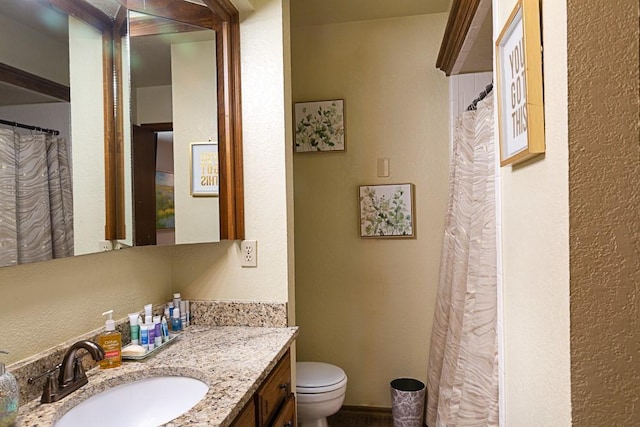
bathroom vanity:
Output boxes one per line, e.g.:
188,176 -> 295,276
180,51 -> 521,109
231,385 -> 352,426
15,325 -> 298,426
232,350 -> 295,427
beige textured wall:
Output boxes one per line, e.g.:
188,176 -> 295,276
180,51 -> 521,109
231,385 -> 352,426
174,0 -> 293,305
292,14 -> 449,407
172,39 -> 220,244
493,0 -> 572,424
0,246 -> 174,364
69,17 -> 107,256
567,0 -> 640,424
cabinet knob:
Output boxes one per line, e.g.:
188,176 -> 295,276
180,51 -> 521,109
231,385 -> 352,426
279,383 -> 290,393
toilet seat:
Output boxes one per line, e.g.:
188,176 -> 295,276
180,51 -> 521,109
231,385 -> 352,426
297,362 -> 347,394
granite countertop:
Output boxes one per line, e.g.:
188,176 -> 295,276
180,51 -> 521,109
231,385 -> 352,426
16,325 -> 298,426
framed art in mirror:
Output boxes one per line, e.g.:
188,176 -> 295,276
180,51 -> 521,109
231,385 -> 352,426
191,143 -> 219,197
495,0 -> 545,166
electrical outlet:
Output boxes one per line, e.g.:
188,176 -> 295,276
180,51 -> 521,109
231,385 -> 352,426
113,242 -> 130,250
241,240 -> 257,267
98,240 -> 113,252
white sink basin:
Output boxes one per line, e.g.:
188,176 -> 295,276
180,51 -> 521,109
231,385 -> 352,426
55,376 -> 209,427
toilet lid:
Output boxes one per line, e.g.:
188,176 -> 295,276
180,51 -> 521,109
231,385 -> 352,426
297,362 -> 347,393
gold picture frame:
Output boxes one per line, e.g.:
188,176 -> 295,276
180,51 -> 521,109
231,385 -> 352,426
294,99 -> 346,152
495,0 -> 545,166
190,142 -> 219,197
359,183 -> 415,239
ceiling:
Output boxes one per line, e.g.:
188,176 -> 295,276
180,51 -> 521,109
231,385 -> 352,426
289,0 -> 492,75
0,0 -> 68,42
0,0 -> 69,105
290,0 -> 452,27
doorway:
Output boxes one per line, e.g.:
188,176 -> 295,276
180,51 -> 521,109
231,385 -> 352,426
132,123 -> 174,246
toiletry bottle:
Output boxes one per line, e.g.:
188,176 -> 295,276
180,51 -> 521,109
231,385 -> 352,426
147,320 -> 156,351
128,313 -> 140,345
153,316 -> 162,347
173,293 -> 181,310
167,304 -> 174,330
144,303 -> 153,319
180,301 -> 187,329
164,307 -> 172,331
0,351 -> 18,427
171,307 -> 182,332
98,310 -> 122,369
161,316 -> 170,342
185,300 -> 191,327
140,322 -> 149,350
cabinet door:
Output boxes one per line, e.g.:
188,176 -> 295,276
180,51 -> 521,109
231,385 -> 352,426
257,350 -> 291,426
232,397 -> 257,427
270,394 -> 296,427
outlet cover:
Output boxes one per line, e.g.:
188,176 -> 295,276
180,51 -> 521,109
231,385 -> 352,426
98,240 -> 113,252
241,240 -> 257,267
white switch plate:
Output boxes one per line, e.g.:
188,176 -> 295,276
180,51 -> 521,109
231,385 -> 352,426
377,158 -> 390,177
241,240 -> 257,267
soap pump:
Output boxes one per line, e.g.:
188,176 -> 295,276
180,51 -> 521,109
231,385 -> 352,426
98,310 -> 122,369
0,350 -> 18,427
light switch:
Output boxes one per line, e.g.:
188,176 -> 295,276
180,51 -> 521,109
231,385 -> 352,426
377,158 -> 390,177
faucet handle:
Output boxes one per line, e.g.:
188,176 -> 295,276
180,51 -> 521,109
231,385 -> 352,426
73,356 -> 87,381
41,371 -> 58,403
28,364 -> 61,403
27,364 -> 61,384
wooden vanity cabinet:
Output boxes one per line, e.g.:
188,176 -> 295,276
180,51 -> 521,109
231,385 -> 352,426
269,394 -> 296,427
233,398 -> 257,427
231,349 -> 296,427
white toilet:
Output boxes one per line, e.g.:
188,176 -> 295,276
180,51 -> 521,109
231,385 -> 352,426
296,362 -> 347,427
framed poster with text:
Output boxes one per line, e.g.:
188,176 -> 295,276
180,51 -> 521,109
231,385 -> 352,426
190,143 -> 219,197
495,0 -> 545,166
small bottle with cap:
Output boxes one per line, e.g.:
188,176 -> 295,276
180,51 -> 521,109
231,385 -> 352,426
98,310 -> 122,369
0,351 -> 18,426
171,307 -> 182,332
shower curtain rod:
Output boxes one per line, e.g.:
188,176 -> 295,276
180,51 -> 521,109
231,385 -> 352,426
0,118 -> 60,135
466,83 -> 494,111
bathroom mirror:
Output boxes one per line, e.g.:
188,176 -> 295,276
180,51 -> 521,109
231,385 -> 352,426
115,0 -> 245,246
0,0 -> 244,269
121,9 -> 220,247
0,0 -> 117,267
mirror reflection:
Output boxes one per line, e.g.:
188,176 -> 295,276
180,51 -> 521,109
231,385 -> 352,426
0,0 -> 109,267
122,10 -> 220,247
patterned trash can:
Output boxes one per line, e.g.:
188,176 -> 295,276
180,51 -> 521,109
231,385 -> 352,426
390,378 -> 426,427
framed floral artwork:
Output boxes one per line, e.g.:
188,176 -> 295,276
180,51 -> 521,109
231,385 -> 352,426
359,183 -> 415,238
294,99 -> 345,152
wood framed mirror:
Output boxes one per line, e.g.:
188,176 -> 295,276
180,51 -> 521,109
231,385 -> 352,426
113,0 -> 244,244
0,0 -> 243,269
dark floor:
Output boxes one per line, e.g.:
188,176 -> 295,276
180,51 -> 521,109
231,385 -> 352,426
327,407 -> 394,427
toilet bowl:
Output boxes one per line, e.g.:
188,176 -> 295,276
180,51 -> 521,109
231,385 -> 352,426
296,362 -> 347,427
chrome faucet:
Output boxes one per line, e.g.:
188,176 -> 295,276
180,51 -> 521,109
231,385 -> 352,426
29,340 -> 105,403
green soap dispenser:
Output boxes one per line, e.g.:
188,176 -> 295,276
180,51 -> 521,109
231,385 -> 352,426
0,351 -> 18,427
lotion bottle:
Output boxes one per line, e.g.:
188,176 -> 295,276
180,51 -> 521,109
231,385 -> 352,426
0,351 -> 18,427
128,313 -> 140,345
98,310 -> 122,369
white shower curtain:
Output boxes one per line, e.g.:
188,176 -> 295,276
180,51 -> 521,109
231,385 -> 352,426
426,93 -> 499,426
0,129 -> 73,267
